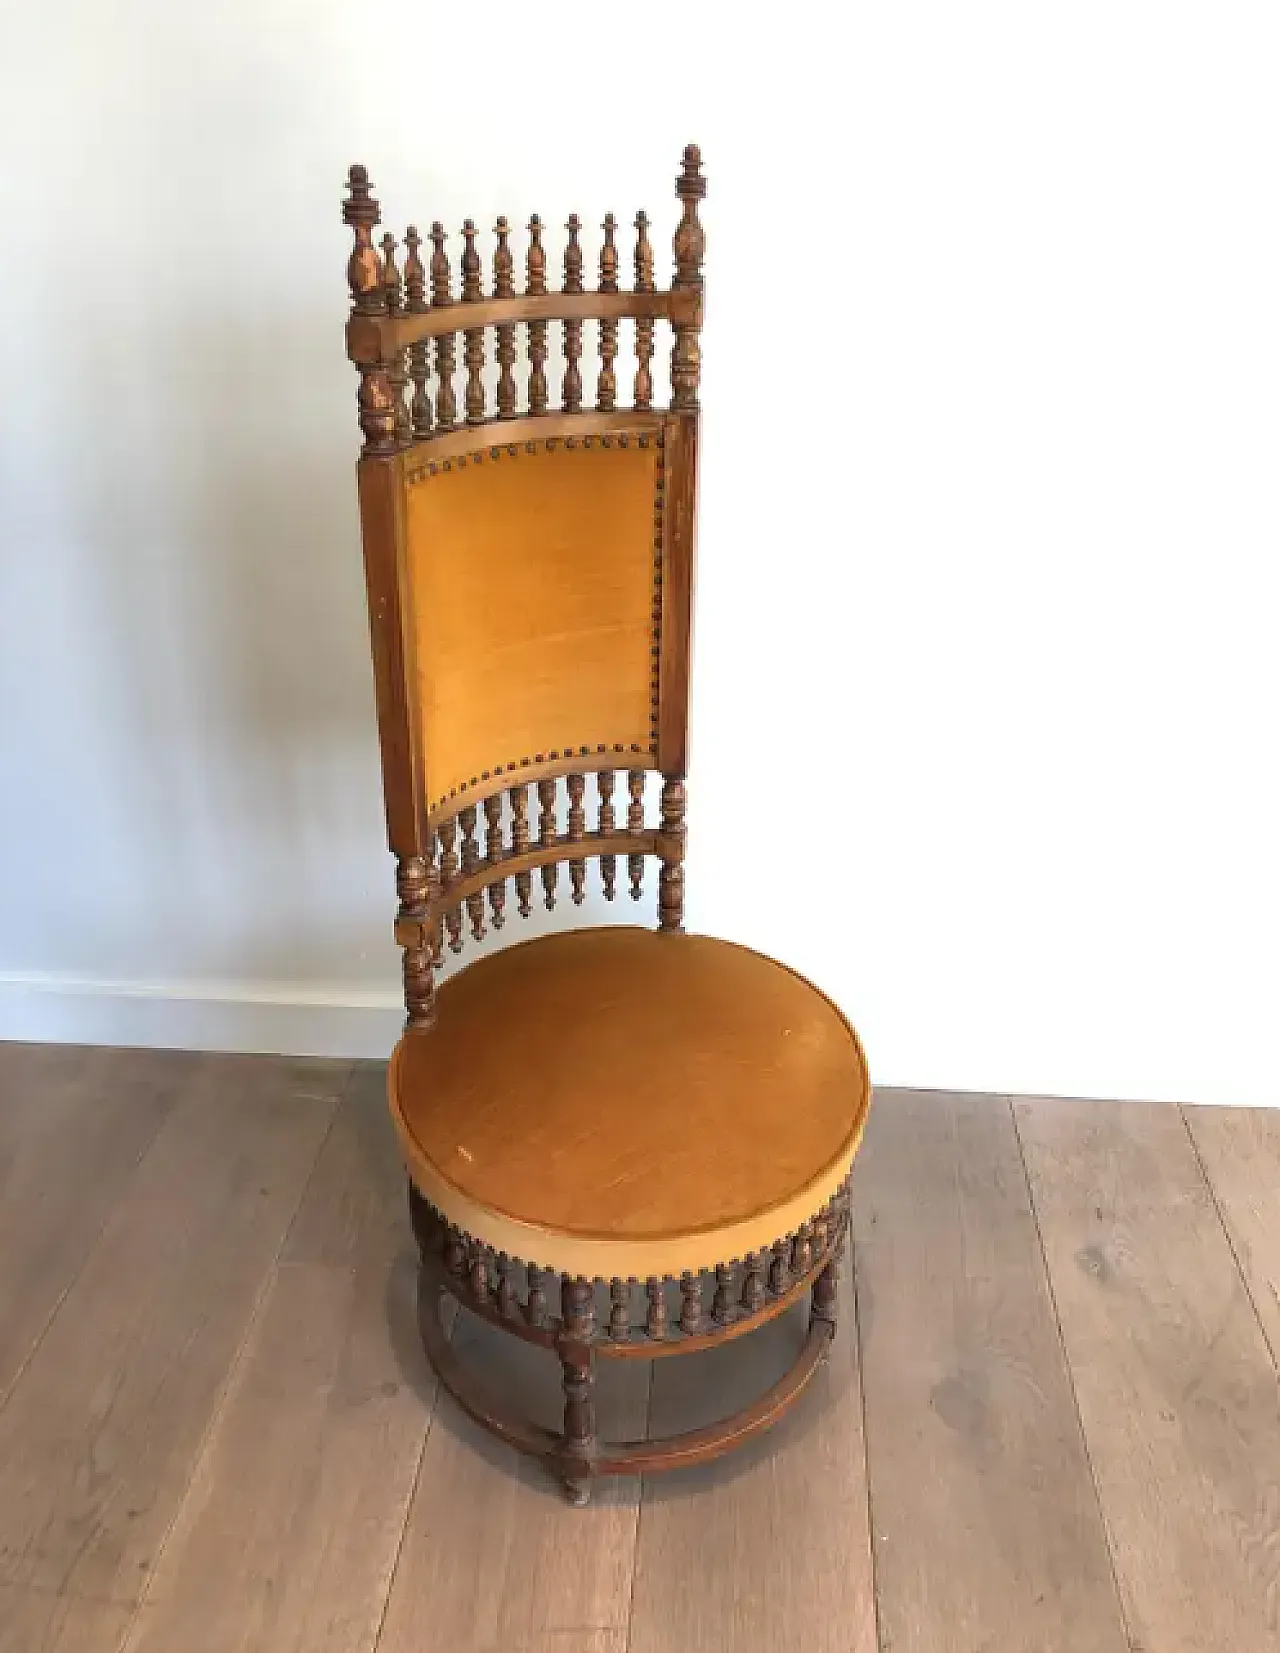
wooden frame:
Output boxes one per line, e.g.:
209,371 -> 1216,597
343,147 -> 860,1502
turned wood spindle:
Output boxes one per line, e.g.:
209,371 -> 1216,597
633,209 -> 655,410
645,1277 -> 669,1340
567,773 -> 587,905
526,215 -> 549,416
741,1253 -> 766,1314
493,217 -> 518,418
496,1253 -> 519,1320
396,853 -> 435,1029
791,1222 -> 813,1278
597,770 -> 617,899
461,219 -> 486,424
627,770 -> 646,899
525,1265 -> 549,1327
658,777 -> 686,933
562,214 -> 583,412
403,225 -> 433,440
468,1244 -> 493,1306
597,213 -> 619,411
509,783 -> 532,917
712,1263 -> 735,1325
769,1240 -> 791,1296
538,779 -> 558,909
811,1210 -> 829,1262
459,804 -> 484,941
812,1252 -> 839,1328
437,816 -> 463,953
562,1275 -> 595,1343
343,166 -> 395,454
609,1279 -> 631,1341
679,1272 -> 704,1335
429,223 -> 458,431
444,1229 -> 467,1280
380,233 -> 412,447
484,793 -> 506,928
671,144 -> 706,410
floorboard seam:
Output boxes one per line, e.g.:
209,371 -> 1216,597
1007,1096 -> 1136,1653
1177,1104 -> 1280,1378
621,1357 -> 655,1653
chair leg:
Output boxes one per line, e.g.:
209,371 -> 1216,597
559,1346 -> 596,1506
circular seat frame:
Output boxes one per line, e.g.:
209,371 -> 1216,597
408,1176 -> 850,1503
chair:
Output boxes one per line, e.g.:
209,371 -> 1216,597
341,146 -> 871,1503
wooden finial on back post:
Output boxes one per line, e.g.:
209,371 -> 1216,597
671,144 -> 706,410
343,165 -> 396,454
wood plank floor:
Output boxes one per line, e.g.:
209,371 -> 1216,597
2,1045 -> 1279,1652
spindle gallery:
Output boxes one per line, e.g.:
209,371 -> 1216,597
343,146 -> 871,1502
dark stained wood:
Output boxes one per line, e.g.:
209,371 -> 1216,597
458,803 -> 485,941
856,1091 -> 1131,1653
483,792 -> 506,928
627,769 -> 646,899
461,219 -> 486,424
562,214 -> 584,412
509,781 -> 532,916
567,771 -> 587,904
633,210 -> 655,410
429,223 -> 458,431
526,214 -> 549,416
1016,1095 -> 1280,1653
657,779 -> 686,933
492,217 -> 517,418
396,852 -> 435,1028
656,411 -> 698,777
597,213 -> 619,411
669,145 -> 705,411
538,777 -> 558,910
597,769 -> 617,898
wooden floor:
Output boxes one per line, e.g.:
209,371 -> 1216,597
3,1047 -> 1280,1652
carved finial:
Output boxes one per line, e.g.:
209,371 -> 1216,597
461,219 -> 485,424
596,213 -> 619,412
405,226 -> 432,440
430,222 -> 458,432
494,217 -> 517,418
403,225 -> 427,312
461,218 -> 482,302
493,217 -> 515,297
634,211 -> 655,410
429,221 -> 452,305
526,214 -> 547,295
343,164 -> 384,315
563,213 -> 584,294
599,213 -> 619,292
380,232 -> 404,316
671,144 -> 706,410
526,215 -> 549,416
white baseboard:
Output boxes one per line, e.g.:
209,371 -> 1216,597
0,973 -> 403,1061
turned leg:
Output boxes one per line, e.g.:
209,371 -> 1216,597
559,1277 -> 597,1506
810,1198 -> 847,1334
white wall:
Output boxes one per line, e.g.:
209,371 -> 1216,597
2,1 -> 1277,1103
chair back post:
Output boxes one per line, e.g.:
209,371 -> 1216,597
343,148 -> 706,1024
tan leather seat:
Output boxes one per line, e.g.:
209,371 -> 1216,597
390,927 -> 870,1279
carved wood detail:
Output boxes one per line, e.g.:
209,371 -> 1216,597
538,779 -> 558,909
526,214 -> 549,416
459,804 -> 485,941
597,771 -> 617,899
671,144 -> 705,410
627,770 -> 645,900
658,777 -> 686,932
509,783 -> 532,916
633,209 -> 655,411
429,223 -> 458,431
646,1276 -> 669,1340
562,215 -> 584,412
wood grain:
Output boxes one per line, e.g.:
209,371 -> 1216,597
121,1065 -> 430,1653
376,1309 -> 649,1653
628,1272 -> 875,1653
0,1044 -> 182,1404
0,1582 -> 134,1653
1182,1104 -> 1280,1366
854,1090 -> 1129,1653
0,1054 -> 342,1604
1015,1095 -> 1280,1653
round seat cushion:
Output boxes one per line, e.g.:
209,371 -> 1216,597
389,927 -> 870,1279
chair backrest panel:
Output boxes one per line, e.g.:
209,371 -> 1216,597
344,147 -> 704,1031
406,431 -> 664,818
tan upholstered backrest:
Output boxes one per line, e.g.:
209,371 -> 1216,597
404,434 -> 663,817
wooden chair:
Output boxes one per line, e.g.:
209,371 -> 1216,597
341,147 -> 871,1503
